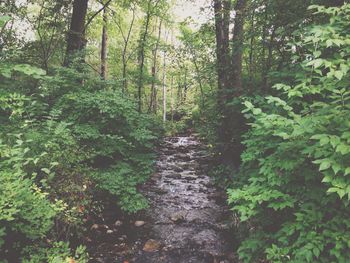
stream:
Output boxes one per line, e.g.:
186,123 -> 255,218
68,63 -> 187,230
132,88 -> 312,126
88,135 -> 236,263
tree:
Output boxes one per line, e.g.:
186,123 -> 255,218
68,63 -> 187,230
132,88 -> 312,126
149,18 -> 162,113
213,0 -> 231,104
64,0 -> 89,66
213,0 -> 248,166
100,7 -> 108,79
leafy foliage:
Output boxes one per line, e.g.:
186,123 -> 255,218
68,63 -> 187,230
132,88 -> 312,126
0,57 -> 161,261
228,4 -> 350,262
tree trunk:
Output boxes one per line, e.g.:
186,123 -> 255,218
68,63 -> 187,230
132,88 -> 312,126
120,5 -> 136,93
137,0 -> 152,113
162,50 -> 167,123
183,69 -> 188,102
100,7 -> 108,79
215,0 -> 248,166
327,0 -> 344,7
248,7 -> 255,90
170,75 -> 174,122
231,0 -> 247,97
261,0 -> 268,92
192,54 -> 205,107
64,0 -> 89,66
149,19 -> 162,113
262,27 -> 275,91
213,0 -> 231,104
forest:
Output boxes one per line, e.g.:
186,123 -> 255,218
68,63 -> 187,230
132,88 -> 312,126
1,0 -> 350,262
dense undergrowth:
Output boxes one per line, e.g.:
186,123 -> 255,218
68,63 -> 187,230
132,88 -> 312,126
0,62 -> 162,262
196,4 -> 350,263
232,6 -> 350,262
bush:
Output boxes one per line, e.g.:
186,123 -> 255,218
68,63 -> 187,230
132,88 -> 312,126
0,60 -> 162,261
228,4 -> 350,263
54,88 -> 161,212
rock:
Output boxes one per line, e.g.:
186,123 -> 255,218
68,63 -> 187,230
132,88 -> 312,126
170,212 -> 186,223
114,220 -> 123,227
143,239 -> 161,252
118,236 -> 126,241
106,229 -> 114,234
171,174 -> 182,179
174,167 -> 183,172
181,174 -> 197,180
154,188 -> 167,195
134,220 -> 146,227
90,224 -> 99,230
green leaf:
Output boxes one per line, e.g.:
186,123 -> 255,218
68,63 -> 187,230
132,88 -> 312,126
41,168 -> 50,174
0,15 -> 11,27
334,71 -> 343,80
319,160 -> 331,171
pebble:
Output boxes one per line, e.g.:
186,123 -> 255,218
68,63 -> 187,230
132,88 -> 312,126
143,239 -> 161,252
134,220 -> 146,227
114,220 -> 123,227
90,224 -> 99,230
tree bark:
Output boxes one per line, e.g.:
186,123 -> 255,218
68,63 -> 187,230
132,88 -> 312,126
64,0 -> 89,66
327,0 -> 345,7
230,0 -> 247,97
137,0 -> 153,113
100,7 -> 108,79
213,0 -> 231,104
162,50 -> 167,123
115,4 -> 136,93
149,18 -> 162,113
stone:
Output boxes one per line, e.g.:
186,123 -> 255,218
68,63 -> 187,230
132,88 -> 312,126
170,212 -> 186,223
106,229 -> 114,234
114,220 -> 123,227
90,224 -> 99,230
143,239 -> 161,252
134,220 -> 146,227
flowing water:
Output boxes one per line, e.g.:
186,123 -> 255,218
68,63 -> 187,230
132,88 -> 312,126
89,136 -> 236,263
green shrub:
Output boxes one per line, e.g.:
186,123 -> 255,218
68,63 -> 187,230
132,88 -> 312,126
228,4 -> 350,263
0,59 -> 161,260
22,242 -> 88,263
53,88 -> 161,212
0,136 -> 58,257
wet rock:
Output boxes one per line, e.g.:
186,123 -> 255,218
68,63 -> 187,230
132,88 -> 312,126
114,220 -> 123,227
174,166 -> 184,172
153,188 -> 168,195
118,235 -> 127,242
143,239 -> 161,252
170,212 -> 186,223
90,224 -> 99,230
170,173 -> 182,179
134,221 -> 146,227
181,174 -> 197,180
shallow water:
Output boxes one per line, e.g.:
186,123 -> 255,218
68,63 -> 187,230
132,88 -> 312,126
89,136 -> 236,263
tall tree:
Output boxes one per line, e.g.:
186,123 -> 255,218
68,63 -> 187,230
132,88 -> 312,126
162,49 -> 167,122
64,0 -> 89,66
213,0 -> 248,166
213,0 -> 231,105
100,7 -> 108,79
149,18 -> 162,113
137,0 -> 153,112
230,0 -> 248,97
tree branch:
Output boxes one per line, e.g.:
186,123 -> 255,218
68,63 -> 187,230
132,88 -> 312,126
84,0 -> 113,30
